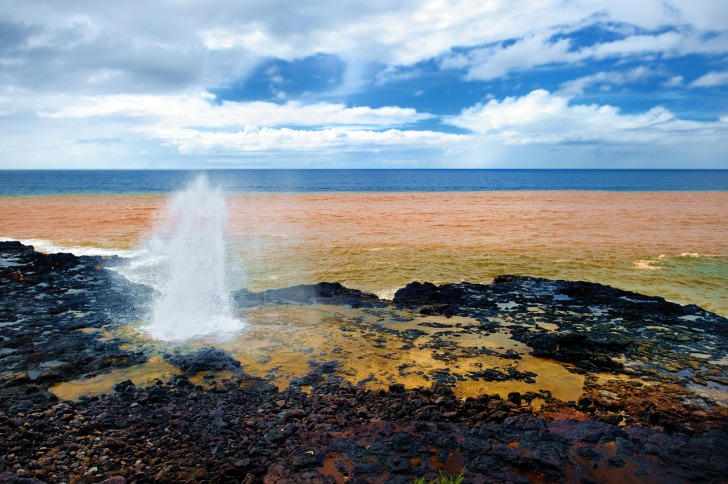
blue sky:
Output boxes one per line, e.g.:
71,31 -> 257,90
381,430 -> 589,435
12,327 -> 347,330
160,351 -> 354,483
0,1 -> 727,168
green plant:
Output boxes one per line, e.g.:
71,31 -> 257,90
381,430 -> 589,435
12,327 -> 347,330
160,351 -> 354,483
412,469 -> 465,484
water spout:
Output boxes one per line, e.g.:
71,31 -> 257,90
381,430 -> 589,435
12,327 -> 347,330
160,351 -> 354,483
139,175 -> 245,341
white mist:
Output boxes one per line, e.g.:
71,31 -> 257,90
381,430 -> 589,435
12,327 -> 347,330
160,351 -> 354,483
140,175 -> 245,341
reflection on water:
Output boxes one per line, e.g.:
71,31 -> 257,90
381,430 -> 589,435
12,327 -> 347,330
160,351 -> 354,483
50,356 -> 181,401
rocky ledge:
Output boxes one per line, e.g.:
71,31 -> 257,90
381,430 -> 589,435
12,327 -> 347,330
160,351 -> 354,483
1,241 -> 727,483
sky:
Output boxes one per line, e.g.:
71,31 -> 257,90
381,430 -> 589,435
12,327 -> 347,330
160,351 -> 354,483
0,0 -> 727,169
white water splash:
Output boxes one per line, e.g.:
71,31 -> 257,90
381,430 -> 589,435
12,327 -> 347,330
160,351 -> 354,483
136,175 -> 245,341
0,237 -> 141,258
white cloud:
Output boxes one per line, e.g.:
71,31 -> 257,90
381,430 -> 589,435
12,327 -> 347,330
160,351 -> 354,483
33,91 -> 458,159
0,0 -> 726,168
444,29 -> 728,81
588,31 -> 684,59
3,0 -> 726,95
198,1 -> 574,66
690,71 -> 728,87
150,126 -> 463,154
44,93 -> 434,128
450,90 -> 573,132
445,89 -> 726,145
663,75 -> 684,87
458,33 -> 577,81
670,0 -> 728,32
558,67 -> 655,95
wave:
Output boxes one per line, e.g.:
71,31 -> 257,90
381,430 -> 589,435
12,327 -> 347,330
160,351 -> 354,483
0,237 -> 140,258
634,256 -> 665,271
375,287 -> 400,301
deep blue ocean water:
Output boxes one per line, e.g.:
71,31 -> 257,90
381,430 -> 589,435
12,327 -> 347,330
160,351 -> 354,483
0,169 -> 727,195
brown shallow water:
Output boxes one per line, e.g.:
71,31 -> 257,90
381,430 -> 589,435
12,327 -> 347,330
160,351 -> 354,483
1,191 -> 727,314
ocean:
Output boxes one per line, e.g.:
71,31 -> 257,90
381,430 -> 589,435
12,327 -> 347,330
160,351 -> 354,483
2,169 -> 728,195
1,169 -> 727,316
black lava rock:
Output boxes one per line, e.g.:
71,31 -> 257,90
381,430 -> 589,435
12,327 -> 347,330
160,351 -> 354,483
164,347 -> 243,375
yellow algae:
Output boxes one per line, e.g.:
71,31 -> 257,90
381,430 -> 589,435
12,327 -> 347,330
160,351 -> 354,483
690,352 -> 711,359
509,357 -> 584,402
32,298 -> 593,404
75,327 -> 115,342
203,304 -> 587,401
217,305 -> 357,386
530,397 -> 546,411
51,303 -> 588,402
590,372 -> 660,391
50,356 -> 181,401
536,322 -> 560,331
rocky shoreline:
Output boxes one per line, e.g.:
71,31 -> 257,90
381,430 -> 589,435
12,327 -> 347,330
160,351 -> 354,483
1,241 -> 727,483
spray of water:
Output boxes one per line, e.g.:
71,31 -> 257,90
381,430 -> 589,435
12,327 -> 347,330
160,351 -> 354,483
136,175 -> 245,341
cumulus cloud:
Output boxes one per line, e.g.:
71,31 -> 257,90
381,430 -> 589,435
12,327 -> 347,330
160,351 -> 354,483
445,89 -> 727,145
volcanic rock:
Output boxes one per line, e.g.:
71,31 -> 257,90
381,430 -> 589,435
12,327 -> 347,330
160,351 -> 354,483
2,242 -> 728,482
233,282 -> 386,308
164,347 -> 243,375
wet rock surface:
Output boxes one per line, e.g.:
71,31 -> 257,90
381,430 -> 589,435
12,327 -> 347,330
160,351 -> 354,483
0,242 -> 149,406
1,242 -> 727,483
395,276 -> 728,393
164,347 -> 243,375
233,282 -> 385,309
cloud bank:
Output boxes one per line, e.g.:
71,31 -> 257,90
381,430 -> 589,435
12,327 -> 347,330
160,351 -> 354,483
0,0 -> 726,168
